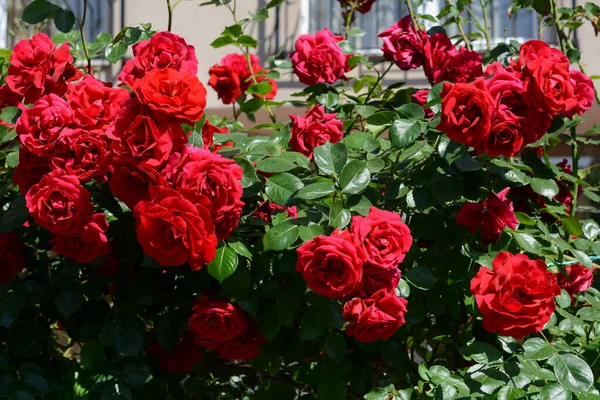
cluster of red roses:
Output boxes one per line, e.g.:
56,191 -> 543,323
290,105 -> 344,157
296,207 -> 412,342
208,53 -> 277,104
149,297 -> 265,372
438,40 -> 594,157
471,252 -> 594,338
8,31 -> 245,271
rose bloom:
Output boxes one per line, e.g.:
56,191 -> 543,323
201,120 -> 230,149
251,201 -> 298,224
350,207 -> 412,270
117,59 -> 137,87
433,47 -> 483,84
134,186 -> 217,270
471,252 -> 560,338
456,188 -> 518,244
188,298 -> 248,343
291,28 -> 350,86
343,289 -> 408,342
337,0 -> 376,13
437,78 -> 496,148
290,105 -> 344,157
0,233 -> 26,284
378,16 -> 428,70
107,98 -> 187,168
12,148 -> 51,194
165,146 -> 244,240
121,31 -> 198,85
133,67 -> 207,125
109,162 -> 167,210
208,326 -> 265,360
51,213 -> 111,264
413,89 -> 434,118
563,70 -> 595,118
66,75 -> 130,131
146,335 -> 203,373
422,32 -> 454,85
25,173 -> 93,236
557,263 -> 595,296
6,33 -> 81,104
16,94 -> 73,157
475,116 -> 523,157
208,65 -> 242,105
51,130 -> 111,183
355,267 -> 401,298
296,229 -> 364,299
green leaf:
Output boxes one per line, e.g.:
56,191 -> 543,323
316,91 -> 340,108
81,341 -> 105,372
221,266 -> 251,299
240,98 -> 264,114
462,342 -> 503,365
53,289 -> 83,318
207,247 -> 239,282
339,160 -> 370,194
348,27 -> 366,37
337,40 -> 355,54
317,376 -> 347,400
295,182 -> 336,200
250,7 -> 269,21
255,157 -> 296,173
0,107 -> 20,124
6,152 -> 18,168
556,289 -> 571,308
228,241 -> 253,259
0,293 -> 27,328
223,23 -> 243,37
582,220 -> 600,241
266,0 -> 284,8
561,216 -> 583,237
210,35 -> 235,48
273,59 -> 292,69
329,204 -> 351,229
105,41 -> 127,63
554,353 -> 594,393
539,383 -> 572,400
299,225 -> 324,241
522,338 -> 554,360
515,212 -> 535,226
247,81 -> 274,96
0,126 -> 16,144
53,8 -> 75,32
263,222 -> 299,251
572,249 -> 593,269
343,132 -> 380,152
313,142 -> 348,177
122,362 -> 152,387
237,35 -> 258,48
497,386 -> 526,400
434,383 -> 457,400
22,0 -> 57,24
113,325 -> 143,357
366,111 -> 397,126
265,173 -> 304,206
512,232 -> 544,256
300,309 -> 325,341
324,332 -> 346,364
531,178 -> 560,199
405,266 -> 436,290
389,119 -> 422,149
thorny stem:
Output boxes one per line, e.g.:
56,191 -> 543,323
478,0 -> 491,51
455,14 -> 472,50
343,5 -> 356,38
405,0 -> 420,30
232,103 -> 239,121
226,0 -> 277,124
80,0 -> 92,74
167,0 -> 184,32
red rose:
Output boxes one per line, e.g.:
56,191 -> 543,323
221,53 -> 262,92
356,267 -> 401,298
133,68 -> 207,125
413,89 -> 434,118
6,33 -> 81,103
147,335 -> 203,373
290,105 -> 344,157
117,59 -> 137,87
0,84 -> 22,110
107,98 -> 187,168
254,76 -> 278,100
25,173 -> 93,235
485,66 -> 551,145
378,16 -> 428,71
133,186 -> 217,270
422,32 -> 454,85
522,43 -> 576,115
0,233 -> 26,284
207,326 -> 265,360
188,298 -> 248,343
350,207 -> 412,270
12,148 -> 50,194
475,116 -> 523,157
456,188 -> 518,244
470,252 -> 560,338
128,32 -> 198,82
109,162 -> 167,210
509,40 -> 566,76
437,78 -> 496,148
291,29 -> 350,86
433,47 -> 483,84
51,130 -> 111,183
557,263 -> 595,296
343,290 -> 408,342
51,213 -> 111,264
208,64 -> 242,105
296,229 -> 364,299
201,120 -> 229,149
66,75 -> 130,130
165,146 -> 244,240
16,94 -> 72,157
252,201 -> 298,224
563,70 -> 595,118
337,0 -> 376,13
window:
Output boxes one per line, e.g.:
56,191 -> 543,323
307,0 -> 541,51
56,0 -> 114,41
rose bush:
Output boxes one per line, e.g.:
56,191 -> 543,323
0,0 -> 599,399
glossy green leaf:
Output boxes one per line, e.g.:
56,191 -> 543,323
207,247 -> 239,282
313,142 -> 348,177
339,160 -> 370,194
265,173 -> 304,205
263,223 -> 299,251
554,353 -> 594,393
